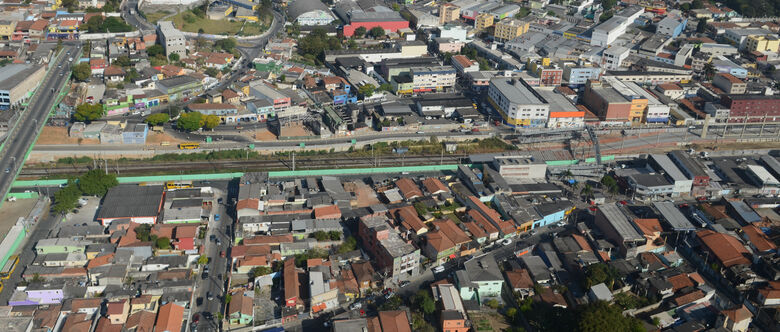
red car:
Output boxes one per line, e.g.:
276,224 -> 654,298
589,207 -> 597,212
619,200 -> 628,205
192,313 -> 199,323
220,251 -> 225,257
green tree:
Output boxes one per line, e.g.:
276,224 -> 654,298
354,26 -> 367,38
328,231 -> 341,241
252,266 -> 272,278
702,62 -> 715,80
486,299 -> 500,309
506,307 -> 518,321
146,44 -> 165,58
377,83 -> 393,92
77,170 -> 118,196
169,53 -> 180,62
692,0 -> 704,9
74,103 -> 104,122
71,62 -> 92,81
696,19 -> 707,33
578,301 -> 645,332
369,26 -> 385,38
135,224 -> 153,241
337,236 -> 357,253
177,112 -> 203,131
601,0 -> 616,11
358,84 -> 375,97
214,38 -> 237,52
145,113 -> 170,126
599,10 -> 614,22
379,295 -> 402,310
412,290 -> 436,315
312,231 -> 329,241
546,10 -> 557,17
155,237 -> 171,249
600,175 -> 618,193
515,7 -> 531,18
297,28 -> 342,64
584,263 -> 621,289
197,255 -> 209,265
85,15 -> 104,33
52,180 -> 81,214
202,114 -> 221,130
204,67 -> 220,77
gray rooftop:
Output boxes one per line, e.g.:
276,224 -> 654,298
96,185 -> 165,220
598,204 -> 643,242
653,202 -> 695,231
0,64 -> 44,91
490,78 -> 546,106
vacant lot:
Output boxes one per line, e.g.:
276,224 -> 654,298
144,10 -> 171,24
159,11 -> 265,35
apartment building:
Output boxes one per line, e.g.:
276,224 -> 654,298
157,21 -> 186,58
487,77 -> 549,128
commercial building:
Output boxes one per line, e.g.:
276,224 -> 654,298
602,46 -> 630,71
493,18 -> 529,42
0,64 -> 46,109
656,14 -> 687,38
713,73 -> 746,94
591,6 -> 644,46
287,0 -> 335,26
156,21 -> 186,58
527,58 -> 563,87
582,80 -> 631,124
594,204 -> 645,257
250,81 -> 291,109
535,89 -> 584,128
95,185 -> 165,226
337,3 -> 410,37
451,55 -> 479,75
409,66 -> 457,94
721,95 -> 780,120
724,28 -> 774,50
475,13 -> 494,30
647,154 -> 693,197
155,75 -> 202,101
563,66 -> 601,85
668,151 -> 710,187
487,77 -> 549,127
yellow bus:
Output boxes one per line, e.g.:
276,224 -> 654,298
178,142 -> 200,149
166,180 -> 193,190
0,255 -> 19,280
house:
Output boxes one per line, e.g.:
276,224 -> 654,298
154,303 -> 183,332
696,230 -> 751,268
455,254 -> 504,304
103,66 -> 126,82
378,310 -> 412,332
505,268 -> 534,299
756,281 -> 780,306
283,258 -> 303,310
351,260 -> 376,295
228,290 -> 253,325
395,178 -> 422,200
106,299 -> 129,324
716,305 -> 752,332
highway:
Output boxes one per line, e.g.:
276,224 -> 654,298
0,44 -> 80,202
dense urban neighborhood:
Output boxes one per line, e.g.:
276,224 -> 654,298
0,0 -> 780,331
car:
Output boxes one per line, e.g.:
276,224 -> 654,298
192,313 -> 199,323
214,214 -> 220,221
433,265 -> 445,273
217,198 -> 223,204
220,250 -> 225,257
215,238 -> 221,246
349,302 -> 362,310
218,273 -> 222,279
4,168 -> 9,173
500,238 -> 512,246
203,265 -> 209,273
196,297 -> 203,306
210,234 -> 216,242
201,272 -> 208,280
203,312 -> 212,320
619,200 -> 628,205
399,280 -> 410,287
207,292 -> 214,301
556,221 -> 565,227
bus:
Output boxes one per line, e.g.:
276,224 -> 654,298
0,255 -> 19,280
178,142 -> 200,149
166,181 -> 193,190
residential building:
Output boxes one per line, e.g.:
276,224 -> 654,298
724,28 -> 774,50
487,77 -> 549,127
439,3 -> 460,25
527,58 -> 563,87
696,230 -> 751,268
283,258 -> 303,310
475,13 -> 494,30
745,34 -> 780,53
378,311 -> 412,332
563,66 -> 601,85
721,95 -> 780,120
228,291 -> 253,325
656,14 -> 687,38
713,74 -> 746,94
455,254 -> 504,304
156,21 -> 186,58
358,216 -> 420,282
155,303 -> 183,332
451,55 -> 479,75
493,18 -> 529,42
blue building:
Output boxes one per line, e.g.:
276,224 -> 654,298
532,201 -> 573,229
563,66 -> 602,85
712,55 -> 748,79
332,83 -> 357,105
122,123 -> 148,144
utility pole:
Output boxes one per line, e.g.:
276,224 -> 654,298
292,151 -> 295,171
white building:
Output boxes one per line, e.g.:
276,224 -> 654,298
536,89 -> 584,128
602,46 -> 630,70
410,66 -> 457,91
487,77 -> 549,128
288,0 -> 335,26
591,6 -> 644,47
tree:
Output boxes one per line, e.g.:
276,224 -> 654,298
506,307 -> 518,321
214,38 -> 237,52
169,53 -> 180,62
52,180 -> 81,214
546,10 -> 557,17
486,299 -> 500,309
379,295 -> 402,310
412,290 -> 436,315
600,175 -> 618,193
312,231 -> 329,241
696,19 -> 707,33
354,26 -> 367,38
77,169 -> 118,196
146,44 -> 165,58
702,62 -> 715,80
135,224 -> 152,241
71,62 -> 92,81
155,237 -> 171,249
85,15 -> 104,33
197,255 -> 209,265
328,231 -> 341,241
74,103 -> 104,122
601,0 -> 616,11
369,26 -> 385,38
578,301 -> 644,332
177,112 -> 203,131
377,83 -> 393,92
584,263 -> 621,289
202,114 -> 221,130
691,0 -> 704,9
515,7 -> 531,18
204,67 -> 220,77
145,113 -> 170,126
252,266 -> 272,278
337,236 -> 357,253
358,84 -> 375,97
599,10 -> 614,22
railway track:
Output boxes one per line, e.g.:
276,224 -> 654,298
19,154 -> 469,176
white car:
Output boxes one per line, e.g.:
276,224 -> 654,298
433,265 -> 445,273
500,238 -> 512,246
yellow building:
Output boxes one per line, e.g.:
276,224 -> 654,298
629,98 -> 647,124
493,18 -> 529,42
439,3 -> 460,25
475,13 -> 494,30
745,35 -> 780,53
0,20 -> 17,40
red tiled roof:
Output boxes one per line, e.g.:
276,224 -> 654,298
722,305 -> 752,323
30,19 -> 48,31
657,83 -> 681,90
506,269 -> 533,290
283,258 -> 300,304
393,205 -> 427,233
103,65 -> 125,76
243,234 -> 293,246
431,218 -> 470,245
463,220 -> 487,239
378,311 -> 412,332
741,224 -> 776,252
314,204 -> 341,219
155,303 -> 183,332
697,230 -> 751,267
222,89 -> 240,99
716,73 -> 744,84
87,253 -> 115,270
395,178 -> 422,199
236,198 -> 260,211
422,177 -> 449,194
672,290 -> 705,306
426,229 -> 455,252
452,55 -> 475,69
667,274 -> 695,292
634,218 -> 662,236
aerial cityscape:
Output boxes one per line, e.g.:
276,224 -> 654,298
0,0 -> 779,331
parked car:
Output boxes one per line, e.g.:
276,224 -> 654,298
500,238 -> 512,246
214,214 -> 220,221
433,265 -> 446,273
207,292 -> 214,301
399,280 -> 410,287
349,302 -> 362,310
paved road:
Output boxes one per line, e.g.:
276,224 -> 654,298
0,44 -> 80,201
191,184 -> 235,332
0,209 -> 59,304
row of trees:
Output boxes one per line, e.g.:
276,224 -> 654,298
53,170 -> 119,214
352,26 -> 386,39
176,112 -> 221,131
